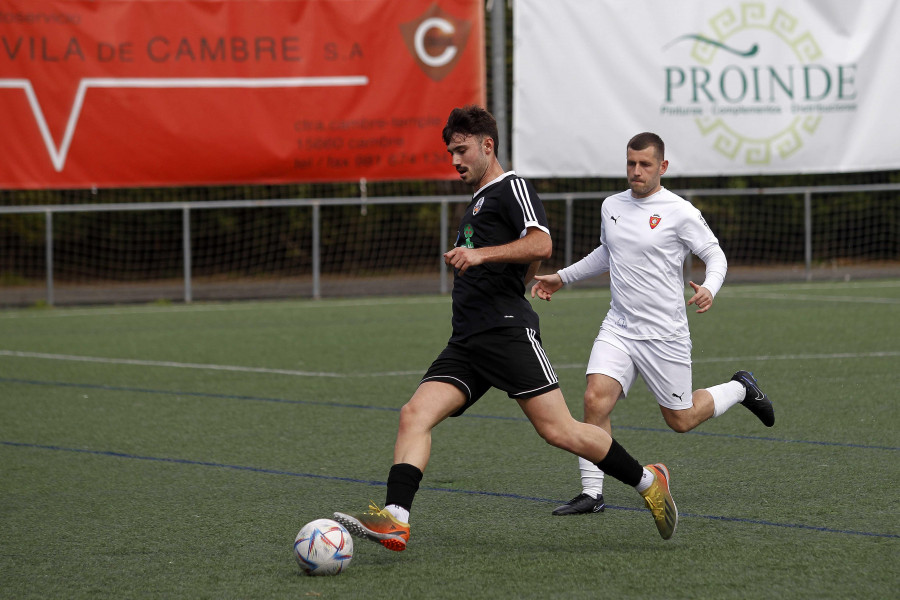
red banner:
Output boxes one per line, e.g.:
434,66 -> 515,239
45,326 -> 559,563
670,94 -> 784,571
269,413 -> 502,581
0,0 -> 485,188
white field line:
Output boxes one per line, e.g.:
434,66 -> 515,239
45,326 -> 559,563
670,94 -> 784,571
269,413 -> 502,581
0,350 -> 346,378
0,280 -> 896,320
1,349 -> 898,378
722,280 -> 900,292
724,292 -> 899,304
1,288 -> 897,321
0,297 -> 452,319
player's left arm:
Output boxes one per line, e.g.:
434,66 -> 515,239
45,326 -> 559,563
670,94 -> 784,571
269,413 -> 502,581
444,227 -> 551,276
683,207 -> 727,314
687,243 -> 727,313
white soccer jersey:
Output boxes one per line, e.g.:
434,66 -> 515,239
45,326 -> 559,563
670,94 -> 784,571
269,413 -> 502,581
559,187 -> 726,340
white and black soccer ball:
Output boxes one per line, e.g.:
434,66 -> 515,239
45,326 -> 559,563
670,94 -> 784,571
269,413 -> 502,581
293,518 -> 354,576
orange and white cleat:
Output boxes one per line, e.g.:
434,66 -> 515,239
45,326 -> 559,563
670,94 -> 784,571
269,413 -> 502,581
640,464 -> 678,540
333,502 -> 410,552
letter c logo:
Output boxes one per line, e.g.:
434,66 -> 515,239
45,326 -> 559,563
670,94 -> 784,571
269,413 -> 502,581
414,17 -> 457,68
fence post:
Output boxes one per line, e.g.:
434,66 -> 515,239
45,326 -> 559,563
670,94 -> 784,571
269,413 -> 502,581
182,205 -> 192,303
564,194 -> 574,269
440,199 -> 449,294
490,0 -> 509,168
804,189 -> 813,281
45,210 -> 54,306
312,201 -> 321,299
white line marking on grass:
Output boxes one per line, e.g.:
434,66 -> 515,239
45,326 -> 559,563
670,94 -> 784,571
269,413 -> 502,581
2,349 -> 898,378
1,281 -> 895,320
725,293 -> 900,304
726,280 -> 900,292
557,350 -> 900,369
0,350 -> 345,378
693,350 -> 900,363
0,297 -> 452,319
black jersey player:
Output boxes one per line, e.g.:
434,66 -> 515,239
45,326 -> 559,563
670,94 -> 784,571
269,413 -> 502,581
333,106 -> 678,548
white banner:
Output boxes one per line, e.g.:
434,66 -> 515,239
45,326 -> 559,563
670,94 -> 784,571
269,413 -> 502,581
512,0 -> 900,177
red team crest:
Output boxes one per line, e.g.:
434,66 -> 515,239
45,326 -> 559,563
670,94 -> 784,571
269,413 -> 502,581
649,214 -> 662,229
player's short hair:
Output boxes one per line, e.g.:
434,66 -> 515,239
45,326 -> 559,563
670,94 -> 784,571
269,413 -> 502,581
442,105 -> 500,155
628,132 -> 665,160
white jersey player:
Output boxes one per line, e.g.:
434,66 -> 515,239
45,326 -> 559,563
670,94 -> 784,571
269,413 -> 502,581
531,132 -> 774,516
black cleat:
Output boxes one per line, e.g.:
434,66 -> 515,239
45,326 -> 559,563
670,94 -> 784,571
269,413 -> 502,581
732,370 -> 774,427
552,493 -> 606,516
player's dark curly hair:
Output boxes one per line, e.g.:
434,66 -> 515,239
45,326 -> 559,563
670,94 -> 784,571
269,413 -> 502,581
627,132 -> 665,160
442,105 -> 500,155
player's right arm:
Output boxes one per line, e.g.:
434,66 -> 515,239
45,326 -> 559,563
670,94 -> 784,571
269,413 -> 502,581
531,243 -> 612,301
559,244 -> 611,283
531,273 -> 563,301
444,227 -> 551,276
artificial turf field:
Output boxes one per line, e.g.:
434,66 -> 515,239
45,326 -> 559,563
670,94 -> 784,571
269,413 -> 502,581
1,280 -> 898,599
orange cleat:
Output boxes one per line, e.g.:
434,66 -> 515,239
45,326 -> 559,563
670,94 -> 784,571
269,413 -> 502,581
333,502 -> 410,552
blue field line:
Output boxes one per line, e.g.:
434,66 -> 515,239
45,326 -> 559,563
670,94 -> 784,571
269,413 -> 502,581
2,376 -> 897,452
2,439 -> 897,540
0,376 -> 408,414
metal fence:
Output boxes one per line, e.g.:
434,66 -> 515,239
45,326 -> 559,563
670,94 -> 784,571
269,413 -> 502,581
2,182 -> 897,307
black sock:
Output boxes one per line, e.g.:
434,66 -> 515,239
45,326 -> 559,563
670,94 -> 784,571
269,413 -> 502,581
385,463 -> 423,512
595,439 -> 643,487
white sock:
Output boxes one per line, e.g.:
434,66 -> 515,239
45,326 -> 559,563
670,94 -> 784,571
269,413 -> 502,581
635,468 -> 655,493
708,380 -> 746,418
578,456 -> 605,498
385,504 -> 409,524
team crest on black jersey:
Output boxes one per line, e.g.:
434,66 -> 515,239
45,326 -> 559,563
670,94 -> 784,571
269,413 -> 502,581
463,224 -> 475,248
472,197 -> 485,215
649,214 -> 662,229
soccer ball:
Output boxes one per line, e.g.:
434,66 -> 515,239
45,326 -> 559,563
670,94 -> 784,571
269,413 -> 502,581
293,518 -> 354,576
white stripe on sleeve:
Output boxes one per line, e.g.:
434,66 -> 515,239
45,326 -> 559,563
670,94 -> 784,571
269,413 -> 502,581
510,179 -> 538,223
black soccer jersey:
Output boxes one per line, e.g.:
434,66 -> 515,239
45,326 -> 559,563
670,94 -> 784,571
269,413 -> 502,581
449,171 -> 551,341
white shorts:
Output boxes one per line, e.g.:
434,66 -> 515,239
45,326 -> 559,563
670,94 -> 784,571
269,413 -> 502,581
586,328 -> 693,410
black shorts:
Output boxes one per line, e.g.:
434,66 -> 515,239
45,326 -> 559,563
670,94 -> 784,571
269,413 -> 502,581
421,327 -> 560,417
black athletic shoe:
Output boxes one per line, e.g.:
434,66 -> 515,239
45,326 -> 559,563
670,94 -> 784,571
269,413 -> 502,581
732,370 -> 774,427
552,493 -> 606,515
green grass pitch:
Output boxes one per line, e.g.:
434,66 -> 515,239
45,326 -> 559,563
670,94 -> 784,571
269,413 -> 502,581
1,280 -> 898,599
